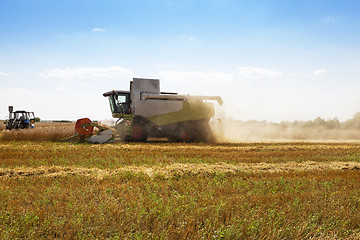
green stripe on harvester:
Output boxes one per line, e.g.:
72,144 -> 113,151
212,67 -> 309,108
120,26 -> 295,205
147,101 -> 215,127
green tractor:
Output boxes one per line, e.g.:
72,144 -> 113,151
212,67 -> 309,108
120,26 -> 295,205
103,78 -> 223,142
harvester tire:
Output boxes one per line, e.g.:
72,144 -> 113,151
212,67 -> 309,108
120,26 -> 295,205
175,126 -> 194,143
132,124 -> 148,142
195,123 -> 216,143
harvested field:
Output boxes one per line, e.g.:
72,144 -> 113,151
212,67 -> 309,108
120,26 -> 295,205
1,161 -> 360,179
1,141 -> 360,239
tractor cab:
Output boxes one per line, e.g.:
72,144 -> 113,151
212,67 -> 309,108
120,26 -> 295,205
13,111 -> 35,122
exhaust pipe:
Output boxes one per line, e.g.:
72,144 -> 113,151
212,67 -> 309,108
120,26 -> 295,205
8,106 -> 13,119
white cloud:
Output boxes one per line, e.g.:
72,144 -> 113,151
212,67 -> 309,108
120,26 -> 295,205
238,67 -> 283,80
39,66 -> 134,79
159,70 -> 233,95
0,88 -> 39,119
56,85 -> 66,91
326,16 -> 335,22
92,27 -> 106,32
313,69 -> 327,75
179,34 -> 197,42
0,71 -> 9,76
0,88 -> 32,95
159,70 -> 233,84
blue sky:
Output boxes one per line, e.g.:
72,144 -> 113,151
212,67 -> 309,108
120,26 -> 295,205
1,0 -> 360,121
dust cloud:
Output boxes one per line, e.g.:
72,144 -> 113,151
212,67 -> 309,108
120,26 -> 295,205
211,112 -> 360,142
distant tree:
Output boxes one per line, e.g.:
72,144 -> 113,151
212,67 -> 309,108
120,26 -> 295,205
313,117 -> 326,127
293,120 -> 300,127
35,117 -> 41,122
343,112 -> 360,129
352,112 -> 360,129
325,117 -> 340,129
304,120 -> 313,128
53,120 -> 72,123
279,121 -> 290,129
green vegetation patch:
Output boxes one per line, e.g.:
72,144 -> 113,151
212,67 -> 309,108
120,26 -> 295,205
1,142 -> 360,169
1,171 -> 360,239
1,141 -> 360,239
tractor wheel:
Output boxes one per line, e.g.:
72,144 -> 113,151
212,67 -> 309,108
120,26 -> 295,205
132,123 -> 148,142
175,126 -> 194,143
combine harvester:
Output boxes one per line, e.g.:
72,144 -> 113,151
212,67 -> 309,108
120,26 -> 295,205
102,78 -> 223,143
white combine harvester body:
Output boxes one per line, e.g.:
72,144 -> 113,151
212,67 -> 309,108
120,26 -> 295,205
103,78 -> 223,142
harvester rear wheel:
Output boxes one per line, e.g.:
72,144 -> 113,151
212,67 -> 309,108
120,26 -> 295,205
175,127 -> 194,143
195,122 -> 216,143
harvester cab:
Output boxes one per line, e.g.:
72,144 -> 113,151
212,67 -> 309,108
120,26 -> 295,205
4,106 -> 36,130
112,91 -> 131,115
103,78 -> 223,142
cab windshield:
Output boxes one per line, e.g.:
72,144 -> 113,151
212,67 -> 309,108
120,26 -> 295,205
108,93 -> 130,114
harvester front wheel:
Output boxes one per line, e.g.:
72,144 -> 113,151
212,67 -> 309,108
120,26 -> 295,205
132,124 -> 148,142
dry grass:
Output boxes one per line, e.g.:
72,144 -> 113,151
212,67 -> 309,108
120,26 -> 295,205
0,122 -> 75,141
1,142 -> 359,169
1,161 -> 360,179
1,141 -> 360,239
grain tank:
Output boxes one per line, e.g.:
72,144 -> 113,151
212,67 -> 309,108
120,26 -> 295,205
103,78 -> 223,142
